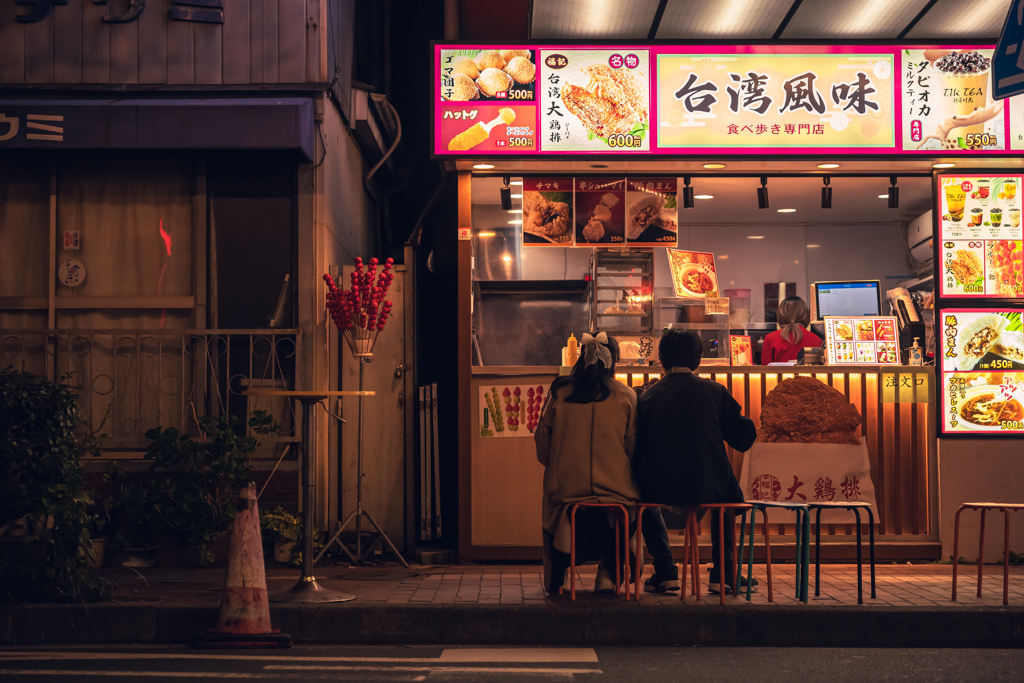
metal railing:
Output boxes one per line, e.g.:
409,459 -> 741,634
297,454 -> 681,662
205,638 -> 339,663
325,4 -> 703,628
0,329 -> 301,448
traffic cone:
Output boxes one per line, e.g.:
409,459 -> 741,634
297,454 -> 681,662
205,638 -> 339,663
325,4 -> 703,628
195,481 -> 291,648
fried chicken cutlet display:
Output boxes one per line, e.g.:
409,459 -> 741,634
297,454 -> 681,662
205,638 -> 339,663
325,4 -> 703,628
759,377 -> 863,445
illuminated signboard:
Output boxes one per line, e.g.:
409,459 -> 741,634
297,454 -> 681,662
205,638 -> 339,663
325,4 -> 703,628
937,173 -> 1023,299
939,308 -> 1024,435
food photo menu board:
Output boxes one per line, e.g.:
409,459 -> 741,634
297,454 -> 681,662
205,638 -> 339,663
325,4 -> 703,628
938,173 -> 1023,298
938,309 -> 1024,434
823,317 -> 900,365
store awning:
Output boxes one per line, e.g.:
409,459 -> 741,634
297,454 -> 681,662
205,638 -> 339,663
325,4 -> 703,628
0,97 -> 315,160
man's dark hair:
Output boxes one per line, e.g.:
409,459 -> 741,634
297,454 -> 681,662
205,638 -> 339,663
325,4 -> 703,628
658,329 -> 703,370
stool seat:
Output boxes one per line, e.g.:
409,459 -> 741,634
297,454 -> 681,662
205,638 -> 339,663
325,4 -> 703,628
805,501 -> 876,604
741,501 -> 810,603
952,503 -> 1023,605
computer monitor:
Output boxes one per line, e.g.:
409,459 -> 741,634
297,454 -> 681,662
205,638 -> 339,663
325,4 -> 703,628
812,280 -> 882,320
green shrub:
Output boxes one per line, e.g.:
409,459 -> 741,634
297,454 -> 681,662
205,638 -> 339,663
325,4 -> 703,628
0,368 -> 108,603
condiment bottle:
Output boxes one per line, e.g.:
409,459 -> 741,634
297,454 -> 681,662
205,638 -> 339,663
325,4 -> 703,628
909,337 -> 923,366
567,334 -> 578,367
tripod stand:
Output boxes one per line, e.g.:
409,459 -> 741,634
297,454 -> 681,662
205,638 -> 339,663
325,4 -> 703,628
317,356 -> 409,567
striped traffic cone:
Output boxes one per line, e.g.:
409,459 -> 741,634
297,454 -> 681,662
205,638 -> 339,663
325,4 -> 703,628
196,481 -> 291,648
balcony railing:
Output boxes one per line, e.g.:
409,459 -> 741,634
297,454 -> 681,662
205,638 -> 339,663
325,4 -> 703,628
0,329 -> 301,449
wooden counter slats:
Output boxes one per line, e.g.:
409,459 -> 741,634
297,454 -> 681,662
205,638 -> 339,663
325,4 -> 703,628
471,367 -> 936,553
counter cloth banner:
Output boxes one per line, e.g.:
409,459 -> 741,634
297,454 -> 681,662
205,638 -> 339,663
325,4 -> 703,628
739,440 -> 877,525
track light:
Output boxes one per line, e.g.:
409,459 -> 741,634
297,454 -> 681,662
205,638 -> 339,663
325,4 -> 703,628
682,176 -> 695,209
757,176 -> 769,209
888,175 -> 899,209
500,176 -> 512,210
821,176 -> 832,209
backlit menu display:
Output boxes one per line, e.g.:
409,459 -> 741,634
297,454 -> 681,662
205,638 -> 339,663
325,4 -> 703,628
937,174 -> 1023,298
938,309 -> 1024,434
823,317 -> 900,365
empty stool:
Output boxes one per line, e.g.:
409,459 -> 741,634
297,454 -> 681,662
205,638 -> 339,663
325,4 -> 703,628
632,503 -> 696,601
806,501 -> 875,604
566,502 -> 631,601
952,503 -> 1024,606
738,501 -> 811,603
684,503 -> 753,605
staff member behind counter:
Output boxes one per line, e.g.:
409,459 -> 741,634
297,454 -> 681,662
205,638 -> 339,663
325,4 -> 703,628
760,297 -> 822,364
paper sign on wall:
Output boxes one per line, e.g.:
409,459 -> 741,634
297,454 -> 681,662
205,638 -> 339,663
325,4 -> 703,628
479,384 -> 549,438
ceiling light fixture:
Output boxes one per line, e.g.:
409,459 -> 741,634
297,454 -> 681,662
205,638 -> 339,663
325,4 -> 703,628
500,175 -> 512,210
473,164 -> 495,170
757,176 -> 769,209
511,193 -> 523,199
932,163 -> 956,169
817,163 -> 840,169
888,175 -> 899,209
703,163 -> 726,169
821,175 -> 832,209
682,176 -> 695,209
747,235 -> 765,239
878,194 -> 889,199
508,219 -> 523,224
510,180 -> 523,185
778,208 -> 796,213
695,194 -> 714,200
507,209 -> 523,213
806,244 -> 820,248
478,232 -> 496,237
502,255 -> 512,262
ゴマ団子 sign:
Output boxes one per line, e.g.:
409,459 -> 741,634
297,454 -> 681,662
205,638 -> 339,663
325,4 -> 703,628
434,43 -> 1024,157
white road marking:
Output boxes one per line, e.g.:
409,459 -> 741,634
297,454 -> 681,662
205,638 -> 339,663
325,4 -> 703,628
0,672 -> 258,679
439,649 -> 597,662
0,648 -> 598,664
264,664 -> 601,674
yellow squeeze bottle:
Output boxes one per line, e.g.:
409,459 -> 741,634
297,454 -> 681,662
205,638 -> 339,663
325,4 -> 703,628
567,334 -> 578,367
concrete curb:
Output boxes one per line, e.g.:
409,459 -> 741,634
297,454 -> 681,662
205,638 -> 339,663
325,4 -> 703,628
1,603 -> 1021,647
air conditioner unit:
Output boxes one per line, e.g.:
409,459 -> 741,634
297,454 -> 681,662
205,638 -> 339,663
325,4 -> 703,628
908,210 -> 933,264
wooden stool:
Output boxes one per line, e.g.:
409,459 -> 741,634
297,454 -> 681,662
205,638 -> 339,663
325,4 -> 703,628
952,503 -> 1024,606
806,501 -> 876,604
567,502 -> 631,601
739,501 -> 810,603
684,503 -> 753,605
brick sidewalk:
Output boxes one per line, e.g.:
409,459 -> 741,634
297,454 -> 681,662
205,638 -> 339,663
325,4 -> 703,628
103,562 -> 1024,608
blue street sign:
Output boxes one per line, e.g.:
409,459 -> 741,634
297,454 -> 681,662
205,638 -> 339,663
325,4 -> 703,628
993,0 -> 1024,100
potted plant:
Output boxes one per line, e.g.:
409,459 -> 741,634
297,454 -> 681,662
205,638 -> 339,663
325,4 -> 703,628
0,368 -> 109,602
83,510 -> 109,569
260,507 -> 301,564
141,410 -> 279,566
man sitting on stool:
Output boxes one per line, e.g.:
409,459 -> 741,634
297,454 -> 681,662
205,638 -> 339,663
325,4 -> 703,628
634,329 -> 758,595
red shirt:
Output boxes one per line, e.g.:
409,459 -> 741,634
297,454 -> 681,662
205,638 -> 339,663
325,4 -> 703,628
760,326 -> 822,364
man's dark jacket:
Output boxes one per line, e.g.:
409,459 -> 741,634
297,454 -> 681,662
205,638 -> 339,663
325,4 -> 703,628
633,371 -> 757,506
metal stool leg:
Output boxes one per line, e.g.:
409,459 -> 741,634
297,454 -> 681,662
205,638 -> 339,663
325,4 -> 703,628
1003,508 -> 1010,606
719,508 -> 727,605
854,507 -> 863,605
866,506 -> 876,599
570,505 -> 577,601
978,508 -> 987,598
801,508 -> 811,603
634,507 -> 645,601
621,505 -> 630,601
737,509 -> 747,597
952,505 -> 965,601
691,512 -> 701,601
762,508 -> 773,604
746,509 -> 756,602
815,506 -> 822,597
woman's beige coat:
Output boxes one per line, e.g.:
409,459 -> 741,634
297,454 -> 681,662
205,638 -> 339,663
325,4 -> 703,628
534,379 -> 641,555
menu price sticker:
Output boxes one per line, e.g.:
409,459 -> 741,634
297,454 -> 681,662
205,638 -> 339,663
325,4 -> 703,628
901,48 -> 1005,153
705,298 -> 729,316
823,316 -> 899,365
730,335 -> 753,366
521,177 -> 574,246
540,49 -> 650,153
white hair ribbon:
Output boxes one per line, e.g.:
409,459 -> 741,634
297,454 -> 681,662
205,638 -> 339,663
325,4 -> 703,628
581,331 -> 612,368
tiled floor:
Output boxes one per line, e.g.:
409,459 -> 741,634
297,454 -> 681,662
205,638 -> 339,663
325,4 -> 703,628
103,563 -> 1024,608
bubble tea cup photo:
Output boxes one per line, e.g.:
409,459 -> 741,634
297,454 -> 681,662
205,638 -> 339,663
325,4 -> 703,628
945,183 -> 967,221
990,207 -> 1002,227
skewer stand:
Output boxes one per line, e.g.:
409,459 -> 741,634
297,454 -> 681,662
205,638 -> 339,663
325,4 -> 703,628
317,353 -> 410,568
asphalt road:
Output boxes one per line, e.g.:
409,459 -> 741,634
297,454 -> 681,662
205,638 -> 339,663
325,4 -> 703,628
0,645 -> 1022,682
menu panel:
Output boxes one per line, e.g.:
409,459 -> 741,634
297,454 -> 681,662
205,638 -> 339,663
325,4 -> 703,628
625,178 -> 678,247
939,309 -> 1024,434
539,49 -> 651,152
901,48 -> 1005,153
574,178 -> 626,245
521,177 -> 574,246
937,174 -> 1023,298
823,317 -> 899,365
667,249 -> 719,298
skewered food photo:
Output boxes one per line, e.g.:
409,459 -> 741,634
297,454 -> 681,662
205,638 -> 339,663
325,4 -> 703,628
573,179 -> 625,244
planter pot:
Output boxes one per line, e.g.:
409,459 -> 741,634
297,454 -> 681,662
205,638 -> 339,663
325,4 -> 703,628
84,537 -> 108,568
273,539 -> 297,563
